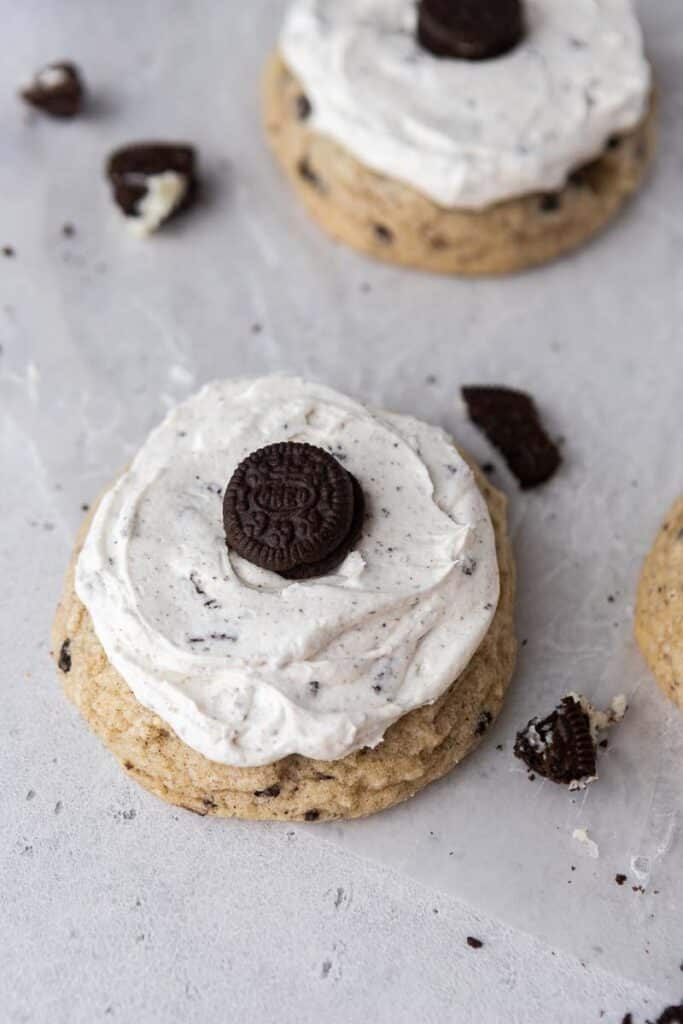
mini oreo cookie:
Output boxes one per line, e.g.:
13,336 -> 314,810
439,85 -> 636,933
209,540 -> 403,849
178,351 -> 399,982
21,62 -> 84,118
281,473 -> 365,581
462,386 -> 561,489
417,0 -> 524,61
106,143 -> 198,233
514,696 -> 597,786
224,442 -> 363,577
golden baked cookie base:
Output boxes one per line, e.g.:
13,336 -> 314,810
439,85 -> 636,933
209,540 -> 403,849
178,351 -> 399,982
635,496 -> 683,710
52,463 -> 516,821
263,53 -> 657,276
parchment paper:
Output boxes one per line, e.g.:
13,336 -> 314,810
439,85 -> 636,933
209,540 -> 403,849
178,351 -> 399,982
1,0 -> 681,999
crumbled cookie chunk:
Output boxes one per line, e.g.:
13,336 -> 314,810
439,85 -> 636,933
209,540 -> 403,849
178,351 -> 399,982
21,62 -> 84,118
462,385 -> 561,489
106,143 -> 198,237
514,693 -> 626,788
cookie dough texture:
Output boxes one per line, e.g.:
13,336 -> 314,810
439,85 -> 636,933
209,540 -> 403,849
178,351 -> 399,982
635,497 -> 683,710
52,462 -> 516,822
263,54 -> 657,276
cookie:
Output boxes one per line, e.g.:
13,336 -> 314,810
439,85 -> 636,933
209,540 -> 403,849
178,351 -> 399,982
417,0 -> 524,61
52,460 -> 516,822
106,143 -> 198,236
262,53 -> 657,276
223,442 -> 359,577
635,497 -> 683,709
462,385 -> 561,489
21,62 -> 84,119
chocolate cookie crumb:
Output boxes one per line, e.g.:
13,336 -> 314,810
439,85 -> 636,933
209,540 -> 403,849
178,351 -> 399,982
62,223 -> 76,237
106,143 -> 198,236
615,873 -> 627,886
58,639 -> 72,673
21,62 -> 84,118
2,246 -> 15,258
466,936 -> 483,949
462,385 -> 562,489
304,809 -> 320,822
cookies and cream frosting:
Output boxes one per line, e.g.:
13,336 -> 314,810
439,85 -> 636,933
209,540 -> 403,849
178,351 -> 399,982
76,377 -> 499,768
279,0 -> 651,208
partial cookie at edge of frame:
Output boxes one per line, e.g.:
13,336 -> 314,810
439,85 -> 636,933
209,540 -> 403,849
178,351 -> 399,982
635,496 -> 683,710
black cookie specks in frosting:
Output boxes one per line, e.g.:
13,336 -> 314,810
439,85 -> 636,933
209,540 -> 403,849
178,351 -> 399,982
223,442 -> 365,579
514,696 -> 597,786
417,0 -> 524,61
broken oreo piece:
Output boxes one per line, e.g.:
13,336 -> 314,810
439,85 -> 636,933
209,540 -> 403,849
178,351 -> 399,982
462,385 -> 561,489
21,62 -> 84,118
224,442 -> 364,579
106,143 -> 198,237
417,0 -> 524,61
657,1007 -> 683,1024
514,696 -> 597,788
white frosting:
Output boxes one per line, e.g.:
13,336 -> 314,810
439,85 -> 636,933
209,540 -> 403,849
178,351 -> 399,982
127,172 -> 187,237
76,377 -> 499,768
280,0 -> 651,208
36,66 -> 70,89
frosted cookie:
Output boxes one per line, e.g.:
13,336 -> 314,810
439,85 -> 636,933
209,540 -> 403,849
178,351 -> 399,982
52,377 -> 516,821
635,497 -> 683,709
263,0 -> 656,275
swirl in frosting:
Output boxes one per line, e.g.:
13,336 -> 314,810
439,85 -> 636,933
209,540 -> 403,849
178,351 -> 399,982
76,377 -> 499,767
280,0 -> 651,208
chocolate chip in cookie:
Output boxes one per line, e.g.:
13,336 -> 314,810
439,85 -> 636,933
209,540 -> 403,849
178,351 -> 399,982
295,93 -> 312,120
514,696 -> 597,787
224,442 -> 364,578
417,0 -> 524,61
106,143 -> 198,236
462,385 -> 561,489
58,638 -> 72,673
21,62 -> 84,118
